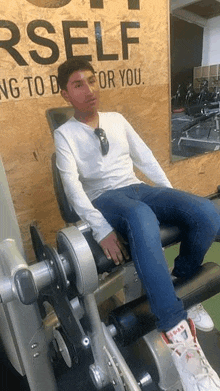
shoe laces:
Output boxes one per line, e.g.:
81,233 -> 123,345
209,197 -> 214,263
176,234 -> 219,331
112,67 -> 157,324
170,339 -> 220,386
191,304 -> 205,314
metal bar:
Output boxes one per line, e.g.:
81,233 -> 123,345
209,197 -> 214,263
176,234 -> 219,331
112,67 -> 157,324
82,293 -> 111,388
102,323 -> 144,391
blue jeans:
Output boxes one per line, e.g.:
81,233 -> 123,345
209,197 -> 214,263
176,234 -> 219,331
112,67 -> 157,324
92,184 -> 220,332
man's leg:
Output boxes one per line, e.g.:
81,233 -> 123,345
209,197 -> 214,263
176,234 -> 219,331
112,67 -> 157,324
137,184 -> 220,331
92,186 -> 187,332
137,184 -> 220,278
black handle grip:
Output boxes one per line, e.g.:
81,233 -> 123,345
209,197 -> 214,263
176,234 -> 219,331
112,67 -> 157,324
14,269 -> 38,305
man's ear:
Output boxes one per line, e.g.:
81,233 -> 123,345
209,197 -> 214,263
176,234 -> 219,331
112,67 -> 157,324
61,89 -> 70,102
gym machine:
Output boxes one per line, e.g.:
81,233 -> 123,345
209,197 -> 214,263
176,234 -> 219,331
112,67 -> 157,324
178,104 -> 220,154
1,218 -> 220,391
172,80 -> 220,156
1,107 -> 220,390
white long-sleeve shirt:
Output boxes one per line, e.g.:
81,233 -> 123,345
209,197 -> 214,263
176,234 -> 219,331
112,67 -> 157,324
54,112 -> 172,243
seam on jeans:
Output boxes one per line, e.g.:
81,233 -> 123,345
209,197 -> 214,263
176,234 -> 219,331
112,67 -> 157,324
102,210 -> 156,306
119,213 -> 184,330
152,204 -> 201,261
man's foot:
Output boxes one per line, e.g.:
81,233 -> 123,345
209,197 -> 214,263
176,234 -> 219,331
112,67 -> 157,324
187,304 -> 214,332
162,319 -> 220,390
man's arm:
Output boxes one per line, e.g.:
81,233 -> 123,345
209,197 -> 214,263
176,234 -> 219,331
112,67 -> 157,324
54,130 -> 128,264
123,116 -> 173,188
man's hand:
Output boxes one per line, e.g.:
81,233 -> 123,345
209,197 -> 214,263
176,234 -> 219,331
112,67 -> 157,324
99,231 -> 130,265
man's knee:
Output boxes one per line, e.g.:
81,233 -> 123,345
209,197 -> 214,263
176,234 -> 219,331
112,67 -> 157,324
195,197 -> 220,234
126,203 -> 159,228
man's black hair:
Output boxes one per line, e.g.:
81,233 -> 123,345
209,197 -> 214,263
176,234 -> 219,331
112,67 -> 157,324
57,58 -> 95,90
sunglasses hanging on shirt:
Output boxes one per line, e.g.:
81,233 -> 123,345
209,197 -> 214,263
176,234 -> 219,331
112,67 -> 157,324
94,128 -> 109,156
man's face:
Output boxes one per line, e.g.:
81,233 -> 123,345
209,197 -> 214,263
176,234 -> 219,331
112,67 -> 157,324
61,69 -> 99,115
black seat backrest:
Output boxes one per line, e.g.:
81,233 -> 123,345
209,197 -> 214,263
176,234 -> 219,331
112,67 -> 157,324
46,107 -> 80,224
46,106 -> 75,133
51,152 -> 80,224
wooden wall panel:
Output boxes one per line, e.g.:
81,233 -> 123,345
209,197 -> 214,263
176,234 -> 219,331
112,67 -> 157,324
0,0 -> 220,261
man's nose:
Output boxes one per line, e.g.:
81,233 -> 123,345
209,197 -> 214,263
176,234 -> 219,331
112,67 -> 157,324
85,82 -> 95,95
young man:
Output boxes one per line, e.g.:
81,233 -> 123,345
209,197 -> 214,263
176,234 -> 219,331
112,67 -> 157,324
54,58 -> 220,390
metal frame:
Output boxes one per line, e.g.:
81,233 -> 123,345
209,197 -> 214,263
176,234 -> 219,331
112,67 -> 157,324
0,238 -> 146,391
2,227 -> 220,391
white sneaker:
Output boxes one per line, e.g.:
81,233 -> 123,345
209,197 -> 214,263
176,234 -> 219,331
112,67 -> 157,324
188,304 -> 214,332
162,319 -> 220,391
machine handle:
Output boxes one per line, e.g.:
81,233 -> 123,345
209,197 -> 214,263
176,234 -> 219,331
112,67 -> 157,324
14,269 -> 38,305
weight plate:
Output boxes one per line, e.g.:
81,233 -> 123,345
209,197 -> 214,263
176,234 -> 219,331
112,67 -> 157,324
57,226 -> 98,295
53,328 -> 72,368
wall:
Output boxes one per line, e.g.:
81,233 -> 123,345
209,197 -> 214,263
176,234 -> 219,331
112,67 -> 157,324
170,15 -> 203,95
1,0 -> 220,261
202,15 -> 220,65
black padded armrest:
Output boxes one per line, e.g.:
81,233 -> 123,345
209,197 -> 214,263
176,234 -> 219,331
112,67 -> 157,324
83,230 -> 116,274
83,225 -> 181,274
